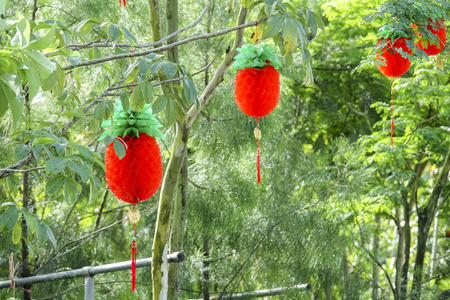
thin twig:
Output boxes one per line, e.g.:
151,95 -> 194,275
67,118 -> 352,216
33,203 -> 156,276
61,19 -> 262,71
0,154 -> 34,179
56,1 -> 212,53
0,166 -> 44,174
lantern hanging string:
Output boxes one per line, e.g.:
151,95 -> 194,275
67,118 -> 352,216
390,79 -> 394,148
254,117 -> 261,184
128,203 -> 139,292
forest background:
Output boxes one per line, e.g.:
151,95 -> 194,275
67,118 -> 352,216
0,0 -> 449,299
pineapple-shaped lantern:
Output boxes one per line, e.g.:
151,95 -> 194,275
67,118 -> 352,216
233,44 -> 282,183
101,101 -> 164,291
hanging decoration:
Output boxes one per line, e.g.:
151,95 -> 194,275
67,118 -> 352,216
413,19 -> 446,56
119,0 -> 126,7
233,44 -> 282,183
376,37 -> 412,77
376,37 -> 412,147
101,102 -> 164,291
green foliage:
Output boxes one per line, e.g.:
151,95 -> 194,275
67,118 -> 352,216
100,101 -> 165,143
232,43 -> 282,70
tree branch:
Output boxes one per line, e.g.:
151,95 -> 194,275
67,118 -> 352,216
0,154 -> 34,179
55,1 -> 211,53
186,5 -> 252,128
61,19 -> 260,71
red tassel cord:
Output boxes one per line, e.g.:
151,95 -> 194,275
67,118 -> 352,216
256,140 -> 261,184
119,0 -> 126,7
390,79 -> 394,148
254,117 -> 261,184
131,225 -> 136,292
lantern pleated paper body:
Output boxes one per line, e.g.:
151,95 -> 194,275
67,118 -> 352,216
376,37 -> 412,78
101,102 -> 165,291
105,134 -> 162,204
414,19 -> 446,56
233,44 -> 282,184
376,37 -> 412,148
235,65 -> 280,118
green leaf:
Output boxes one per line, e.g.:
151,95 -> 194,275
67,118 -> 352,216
0,0 -> 5,15
13,144 -> 29,161
68,160 -> 90,182
311,11 -> 325,31
40,68 -> 57,91
163,62 -> 176,79
33,137 -> 56,146
74,18 -> 101,35
108,24 -> 120,42
25,51 -> 56,80
22,57 -> 40,101
45,224 -> 57,248
12,222 -> 21,244
0,79 -> 19,121
0,207 -> 20,231
46,157 -> 67,174
94,101 -> 106,121
165,98 -> 177,126
153,95 -> 168,114
241,0 -> 254,9
130,81 -> 153,110
264,0 -> 278,17
123,61 -> 139,78
71,144 -> 95,162
263,14 -> 284,40
35,217 -> 47,242
120,26 -> 137,46
285,53 -> 293,68
282,17 -> 299,54
103,135 -> 114,146
113,138 -> 126,159
21,208 -> 36,235
120,90 -> 130,112
139,58 -> 152,75
23,23 -> 56,50
150,61 -> 164,74
183,77 -> 197,103
46,175 -> 65,194
89,177 -> 97,203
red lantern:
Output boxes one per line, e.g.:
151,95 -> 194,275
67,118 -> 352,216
233,44 -> 281,184
101,103 -> 164,292
105,133 -> 163,204
234,65 -> 280,118
376,37 -> 412,78
414,19 -> 446,56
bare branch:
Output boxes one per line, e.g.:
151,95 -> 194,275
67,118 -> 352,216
0,166 -> 44,174
53,1 -> 211,53
0,154 -> 34,179
61,19 -> 260,71
33,203 -> 157,276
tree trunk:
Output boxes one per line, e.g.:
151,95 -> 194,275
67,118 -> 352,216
399,190 -> 411,300
412,146 -> 450,299
203,237 -> 210,300
372,214 -> 380,300
147,0 -> 162,43
167,151 -> 188,299
342,254 -> 349,299
430,209 -> 439,277
21,172 -> 32,300
152,122 -> 190,300
394,207 -> 404,299
151,5 -> 248,299
323,268 -> 332,300
166,0 -> 178,64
